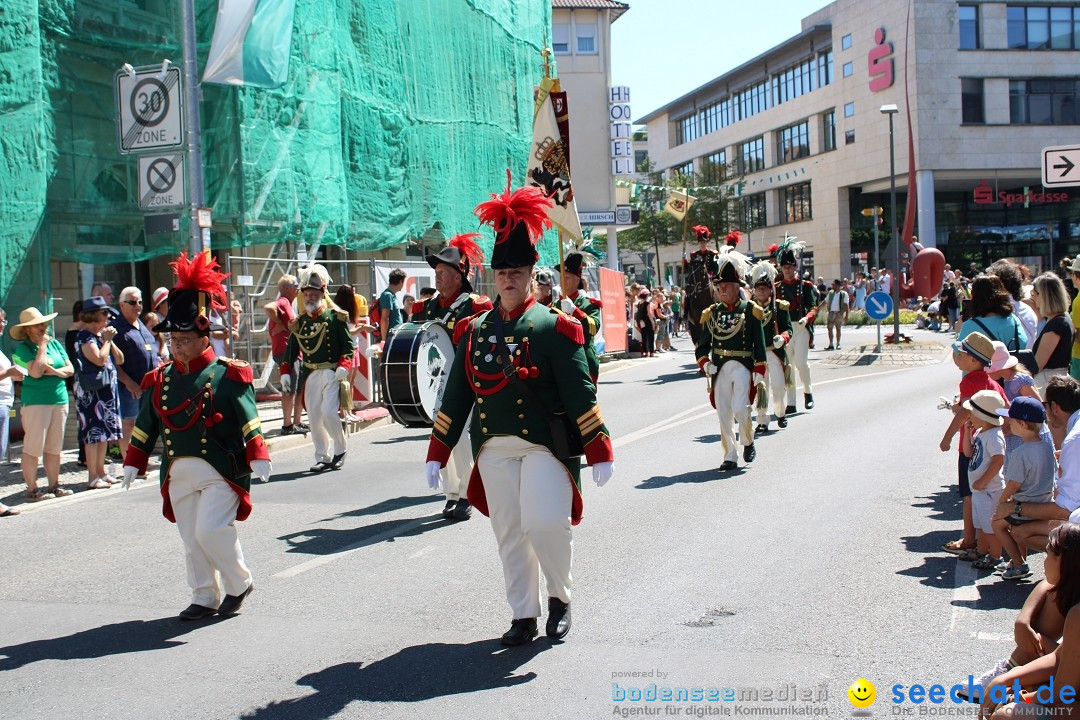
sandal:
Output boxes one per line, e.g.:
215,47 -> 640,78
49,486 -> 74,497
24,488 -> 56,502
86,478 -> 111,490
973,554 -> 1003,570
942,539 -> 977,555
958,548 -> 980,562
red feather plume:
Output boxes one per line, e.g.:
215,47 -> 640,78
692,225 -> 710,240
474,169 -> 553,245
448,232 -> 485,269
768,243 -> 780,256
725,231 -> 741,247
170,251 -> 230,311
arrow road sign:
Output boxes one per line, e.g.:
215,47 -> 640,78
116,66 -> 184,154
865,291 -> 893,321
1042,144 -> 1080,187
138,154 -> 186,210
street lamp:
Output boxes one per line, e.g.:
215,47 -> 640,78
880,103 -> 900,343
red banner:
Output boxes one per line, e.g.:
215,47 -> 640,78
598,267 -> 626,353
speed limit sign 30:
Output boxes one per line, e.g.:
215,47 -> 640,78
115,66 -> 184,154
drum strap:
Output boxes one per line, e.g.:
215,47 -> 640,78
436,292 -> 471,325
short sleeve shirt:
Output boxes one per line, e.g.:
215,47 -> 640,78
110,314 -> 157,382
958,370 -> 1006,403
1033,314 -> 1074,371
378,289 -> 402,331
270,295 -> 296,356
0,350 -> 13,406
968,427 -> 1006,492
12,338 -> 69,406
1005,439 -> 1057,503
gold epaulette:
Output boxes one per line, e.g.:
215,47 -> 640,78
751,302 -> 765,320
700,305 -> 714,326
777,300 -> 790,311
333,308 -> 350,322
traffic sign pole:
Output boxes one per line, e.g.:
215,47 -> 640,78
181,0 -> 207,254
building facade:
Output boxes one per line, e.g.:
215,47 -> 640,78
638,0 -> 1080,283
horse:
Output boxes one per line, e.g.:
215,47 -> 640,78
683,259 -> 715,345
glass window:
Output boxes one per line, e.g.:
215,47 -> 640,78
959,5 -> 979,49
777,121 -> 810,165
782,182 -> 812,224
1007,5 -> 1079,49
576,22 -> 597,54
1051,6 -> 1073,49
819,50 -> 833,87
702,151 -> 726,183
742,192 -> 767,230
842,34 -> 852,50
843,61 -> 854,78
962,78 -> 984,123
552,23 -> 570,54
1010,78 -> 1080,124
844,102 -> 855,117
1028,6 -> 1050,49
1007,6 -> 1027,48
823,110 -> 836,151
670,161 -> 693,179
740,137 -> 765,174
845,129 -> 856,145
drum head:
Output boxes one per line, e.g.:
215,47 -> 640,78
416,323 -> 455,418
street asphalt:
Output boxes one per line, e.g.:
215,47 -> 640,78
0,325 -> 1042,719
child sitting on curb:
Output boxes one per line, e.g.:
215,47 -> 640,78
961,390 -> 1007,569
993,396 -> 1058,581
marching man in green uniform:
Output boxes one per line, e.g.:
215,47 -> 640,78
425,175 -> 614,646
696,250 -> 766,471
774,238 -> 818,413
281,264 -> 354,473
409,233 -> 493,520
750,261 -> 793,435
554,251 -> 602,382
122,252 -> 271,621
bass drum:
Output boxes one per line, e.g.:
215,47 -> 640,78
381,321 -> 456,428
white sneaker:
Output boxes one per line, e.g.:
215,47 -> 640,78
957,657 -> 1014,700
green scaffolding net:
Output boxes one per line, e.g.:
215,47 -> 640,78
0,0 -> 552,305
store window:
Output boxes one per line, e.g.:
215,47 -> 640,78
1010,78 -> 1080,124
577,22 -> 597,54
740,136 -> 765,174
782,182 -> 812,224
823,110 -> 836,151
959,5 -> 980,49
777,121 -> 810,165
962,78 -> 985,123
742,192 -> 767,230
552,23 -> 570,54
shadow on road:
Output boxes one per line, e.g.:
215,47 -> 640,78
900,529 -> 963,554
951,578 -> 1037,611
895,556 -> 957,589
0,616 -> 229,670
239,639 -> 547,719
278,514 -> 455,555
694,434 -> 720,444
911,487 -> 962,522
369,434 -> 426,445
637,467 -> 743,489
325,494 -> 442,521
645,371 -> 699,385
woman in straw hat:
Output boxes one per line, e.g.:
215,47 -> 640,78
10,306 -> 75,501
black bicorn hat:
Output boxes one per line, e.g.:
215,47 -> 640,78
426,233 -> 485,293
553,251 -> 586,277
475,171 -> 553,270
776,237 -> 805,267
153,252 -> 228,336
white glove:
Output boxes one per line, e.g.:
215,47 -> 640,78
772,335 -> 785,349
560,298 -> 576,315
797,317 -> 808,326
592,461 -> 614,487
251,459 -> 272,483
704,361 -> 715,376
281,374 -> 292,393
334,366 -> 348,382
425,461 -> 442,490
121,465 -> 139,491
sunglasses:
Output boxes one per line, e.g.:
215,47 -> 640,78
123,299 -> 143,306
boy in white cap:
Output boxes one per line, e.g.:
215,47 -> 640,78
960,389 -> 1006,570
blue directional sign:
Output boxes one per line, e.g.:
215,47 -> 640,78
865,291 -> 893,321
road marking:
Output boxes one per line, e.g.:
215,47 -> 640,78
409,545 -> 436,560
275,516 -> 433,578
949,560 -> 981,633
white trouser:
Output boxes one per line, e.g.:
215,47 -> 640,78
168,458 -> 252,607
441,412 -> 473,501
478,435 -> 573,620
756,351 -> 788,425
785,322 -> 813,406
713,361 -> 752,463
305,368 -> 346,462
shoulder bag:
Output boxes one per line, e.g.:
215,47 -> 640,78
493,306 -> 583,460
972,317 -> 1038,374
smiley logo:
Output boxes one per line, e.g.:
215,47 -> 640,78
847,679 -> 876,709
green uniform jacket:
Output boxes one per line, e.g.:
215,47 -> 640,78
761,298 -> 794,365
694,299 -> 767,373
426,296 -> 614,525
123,347 -> 270,523
409,291 -> 494,343
281,306 -> 354,383
775,278 -> 820,325
565,290 -> 602,380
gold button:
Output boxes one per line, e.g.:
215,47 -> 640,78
516,399 -> 523,405
200,438 -> 207,444
168,450 -> 174,457
480,413 -> 487,419
522,429 -> 529,435
523,337 -> 528,342
474,351 -> 480,357
518,414 -> 524,419
164,428 -> 170,435
473,365 -> 478,370
200,449 -> 207,455
165,440 -> 172,446
161,395 -> 167,400
474,382 -> 481,388
482,427 -> 488,433
208,374 -> 215,379
477,398 -> 484,404
205,383 -> 211,388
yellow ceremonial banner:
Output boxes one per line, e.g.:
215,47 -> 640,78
663,190 -> 696,221
527,77 -> 583,241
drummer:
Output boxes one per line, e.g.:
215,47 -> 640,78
411,234 -> 494,520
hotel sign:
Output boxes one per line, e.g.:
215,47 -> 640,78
610,86 -> 633,175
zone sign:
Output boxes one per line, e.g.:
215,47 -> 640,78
115,66 -> 184,154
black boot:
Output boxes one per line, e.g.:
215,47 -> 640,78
452,499 -> 472,520
179,603 -> 218,621
217,585 -> 254,616
310,461 -> 332,473
547,598 -> 571,639
719,460 -> 738,471
777,416 -> 788,428
501,618 -> 538,646
754,423 -> 769,435
804,393 -> 815,410
330,452 -> 346,470
743,443 -> 756,463
785,404 -> 797,415
441,500 -> 456,518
